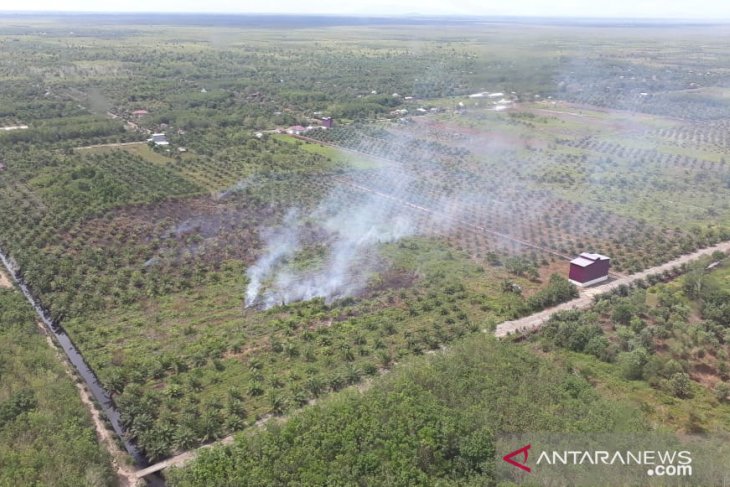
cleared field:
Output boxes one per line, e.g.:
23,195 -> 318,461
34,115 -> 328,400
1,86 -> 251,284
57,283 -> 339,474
79,142 -> 174,165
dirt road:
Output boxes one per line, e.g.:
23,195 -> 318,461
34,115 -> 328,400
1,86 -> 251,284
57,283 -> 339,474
75,141 -> 146,151
0,269 -> 11,289
133,436 -> 235,480
495,240 -> 730,337
36,324 -> 138,486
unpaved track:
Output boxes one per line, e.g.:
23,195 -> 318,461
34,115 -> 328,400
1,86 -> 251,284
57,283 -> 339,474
37,325 -> 138,486
495,240 -> 730,337
134,436 -> 235,480
75,141 -> 146,150
0,269 -> 11,288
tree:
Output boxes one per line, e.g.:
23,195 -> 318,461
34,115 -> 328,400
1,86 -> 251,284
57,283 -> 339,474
714,382 -> 729,403
618,348 -> 648,380
669,373 -> 693,399
611,302 -> 635,326
683,268 -> 706,299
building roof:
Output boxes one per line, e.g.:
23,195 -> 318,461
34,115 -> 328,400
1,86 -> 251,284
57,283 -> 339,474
571,252 -> 611,267
580,252 -> 610,261
149,133 -> 169,145
570,257 -> 596,267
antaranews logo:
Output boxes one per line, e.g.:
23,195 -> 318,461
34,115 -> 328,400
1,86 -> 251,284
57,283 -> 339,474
501,444 -> 693,478
502,444 -> 532,473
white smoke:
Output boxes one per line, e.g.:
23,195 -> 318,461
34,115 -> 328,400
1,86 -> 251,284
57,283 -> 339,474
244,209 -> 302,307
245,184 -> 417,309
215,179 -> 251,201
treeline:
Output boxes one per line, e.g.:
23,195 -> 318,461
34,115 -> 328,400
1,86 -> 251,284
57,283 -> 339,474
0,116 -> 130,146
0,288 -> 116,486
168,335 -> 644,486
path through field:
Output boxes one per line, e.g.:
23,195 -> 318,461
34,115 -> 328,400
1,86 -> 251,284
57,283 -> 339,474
494,240 -> 730,337
75,141 -> 147,150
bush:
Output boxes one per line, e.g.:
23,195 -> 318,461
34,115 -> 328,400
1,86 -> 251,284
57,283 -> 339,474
669,372 -> 693,399
525,274 -> 578,312
618,348 -> 648,380
713,382 -> 729,403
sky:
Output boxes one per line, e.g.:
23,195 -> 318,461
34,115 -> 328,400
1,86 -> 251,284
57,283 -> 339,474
2,0 -> 730,19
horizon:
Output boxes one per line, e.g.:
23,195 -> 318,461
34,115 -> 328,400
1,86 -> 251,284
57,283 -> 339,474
2,0 -> 730,21
1,10 -> 729,23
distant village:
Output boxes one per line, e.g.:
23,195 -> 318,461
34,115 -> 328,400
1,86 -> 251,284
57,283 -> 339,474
133,88 -> 521,150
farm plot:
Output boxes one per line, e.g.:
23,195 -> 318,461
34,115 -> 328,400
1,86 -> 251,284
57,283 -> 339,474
5,131 -> 569,461
63,236 -> 541,461
305,117 -> 724,274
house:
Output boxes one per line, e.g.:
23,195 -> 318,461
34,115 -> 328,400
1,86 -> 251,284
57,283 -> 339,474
131,110 -> 149,117
320,116 -> 333,129
0,162 -> 5,172
148,133 -> 169,146
286,125 -> 306,135
569,253 -> 611,287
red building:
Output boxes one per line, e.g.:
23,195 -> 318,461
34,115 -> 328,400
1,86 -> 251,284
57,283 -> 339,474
569,252 -> 611,287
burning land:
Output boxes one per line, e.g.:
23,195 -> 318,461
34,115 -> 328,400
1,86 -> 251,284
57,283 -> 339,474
1,18 -> 730,478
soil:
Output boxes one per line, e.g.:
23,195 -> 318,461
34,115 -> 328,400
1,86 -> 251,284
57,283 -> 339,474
0,269 -> 12,289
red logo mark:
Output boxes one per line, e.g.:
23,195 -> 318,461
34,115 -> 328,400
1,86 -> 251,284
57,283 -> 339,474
503,444 -> 532,473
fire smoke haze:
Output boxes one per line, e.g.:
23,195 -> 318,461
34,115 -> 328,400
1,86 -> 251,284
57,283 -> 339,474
243,123 -> 525,309
244,164 -> 421,309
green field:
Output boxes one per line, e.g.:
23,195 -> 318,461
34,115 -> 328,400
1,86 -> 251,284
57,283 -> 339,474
1,14 -> 729,484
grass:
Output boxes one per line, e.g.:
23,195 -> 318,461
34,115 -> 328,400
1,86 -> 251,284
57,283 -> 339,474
81,143 -> 175,165
272,133 -> 384,170
562,350 -> 730,433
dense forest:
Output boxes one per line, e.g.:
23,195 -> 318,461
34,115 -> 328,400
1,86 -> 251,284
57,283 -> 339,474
167,335 -> 644,486
0,287 -> 115,486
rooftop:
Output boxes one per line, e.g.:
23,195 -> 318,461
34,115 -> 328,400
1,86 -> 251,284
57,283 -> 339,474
149,133 -> 169,145
580,252 -> 610,261
570,257 -> 596,267
571,252 -> 611,267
